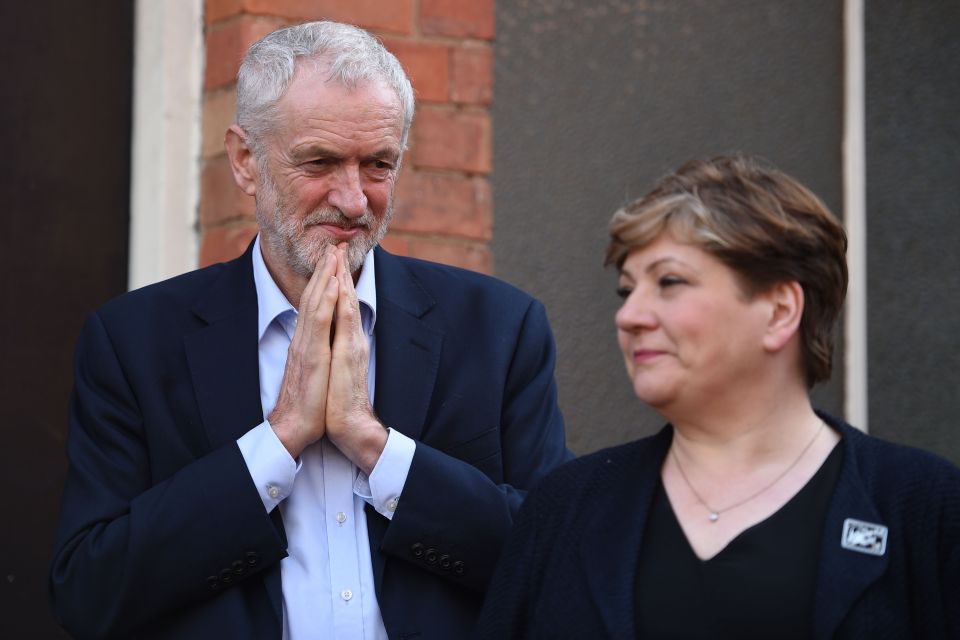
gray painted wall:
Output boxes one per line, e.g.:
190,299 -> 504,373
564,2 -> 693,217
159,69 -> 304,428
493,0 -> 844,454
865,1 -> 960,464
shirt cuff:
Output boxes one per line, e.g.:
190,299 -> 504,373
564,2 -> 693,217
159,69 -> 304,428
354,428 -> 415,520
237,421 -> 297,513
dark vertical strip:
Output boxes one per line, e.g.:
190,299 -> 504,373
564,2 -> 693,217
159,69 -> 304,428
865,1 -> 960,463
0,3 -> 134,637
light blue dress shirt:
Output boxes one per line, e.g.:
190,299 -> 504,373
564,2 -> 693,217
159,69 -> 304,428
238,237 -> 416,640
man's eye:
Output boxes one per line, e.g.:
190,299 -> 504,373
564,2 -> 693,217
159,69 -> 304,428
615,286 -> 632,299
372,160 -> 393,170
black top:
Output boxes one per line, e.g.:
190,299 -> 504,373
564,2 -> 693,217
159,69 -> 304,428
635,442 -> 843,639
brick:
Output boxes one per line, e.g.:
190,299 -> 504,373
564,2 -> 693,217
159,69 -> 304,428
393,168 -> 491,240
202,87 -> 236,158
451,43 -> 492,105
200,221 -> 259,266
379,233 -> 409,256
200,155 -> 256,227
411,107 -> 491,174
205,0 -> 243,24
242,0 -> 413,35
382,39 -> 449,104
420,0 -> 494,40
407,237 -> 492,273
205,15 -> 285,91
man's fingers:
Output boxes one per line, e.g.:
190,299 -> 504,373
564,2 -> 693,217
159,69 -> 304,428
300,250 -> 338,316
335,244 -> 363,338
290,251 -> 338,344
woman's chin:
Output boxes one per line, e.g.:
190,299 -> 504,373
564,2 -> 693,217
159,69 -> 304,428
631,382 -> 676,410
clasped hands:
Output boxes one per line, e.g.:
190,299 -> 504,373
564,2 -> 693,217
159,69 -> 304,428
268,244 -> 387,474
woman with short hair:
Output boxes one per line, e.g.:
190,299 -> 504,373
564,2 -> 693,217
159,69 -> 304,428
476,155 -> 960,639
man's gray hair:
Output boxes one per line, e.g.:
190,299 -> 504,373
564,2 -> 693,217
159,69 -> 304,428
236,21 -> 415,152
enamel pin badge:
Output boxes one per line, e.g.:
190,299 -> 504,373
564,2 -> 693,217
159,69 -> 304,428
841,518 -> 888,556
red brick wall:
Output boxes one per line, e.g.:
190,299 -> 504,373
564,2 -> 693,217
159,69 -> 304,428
200,0 -> 494,273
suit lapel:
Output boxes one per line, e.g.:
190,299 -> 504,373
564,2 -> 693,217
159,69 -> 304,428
371,248 -> 443,443
183,247 -> 264,449
812,423 -> 889,638
368,248 -> 443,593
578,429 -> 672,638
182,244 -> 285,621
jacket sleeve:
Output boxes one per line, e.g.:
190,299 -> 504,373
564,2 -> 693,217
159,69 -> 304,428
377,298 -> 572,592
49,312 -> 286,639
471,477 -> 546,639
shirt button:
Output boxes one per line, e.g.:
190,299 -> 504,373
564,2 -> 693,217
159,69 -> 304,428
267,485 -> 280,499
386,498 -> 398,512
335,511 -> 347,524
341,589 -> 353,601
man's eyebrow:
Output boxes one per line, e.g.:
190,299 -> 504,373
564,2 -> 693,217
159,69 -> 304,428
289,144 -> 342,160
368,148 -> 401,161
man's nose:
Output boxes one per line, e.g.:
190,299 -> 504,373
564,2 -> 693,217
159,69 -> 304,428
328,165 -> 368,219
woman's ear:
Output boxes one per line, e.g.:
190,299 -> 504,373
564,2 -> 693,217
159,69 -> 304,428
224,124 -> 259,196
761,280 -> 804,353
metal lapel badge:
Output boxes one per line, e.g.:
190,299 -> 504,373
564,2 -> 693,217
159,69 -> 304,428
841,518 -> 888,556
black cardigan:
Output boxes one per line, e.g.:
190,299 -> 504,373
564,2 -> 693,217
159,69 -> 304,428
476,413 -> 960,639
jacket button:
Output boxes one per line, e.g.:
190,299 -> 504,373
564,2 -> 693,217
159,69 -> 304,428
232,560 -> 246,575
219,569 -> 234,584
425,548 -> 439,565
410,543 -> 425,559
245,551 -> 259,566
439,554 -> 452,570
452,561 -> 465,576
207,576 -> 219,589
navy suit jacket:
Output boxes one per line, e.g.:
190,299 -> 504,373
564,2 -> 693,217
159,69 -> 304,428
476,414 -> 960,639
51,244 -> 571,639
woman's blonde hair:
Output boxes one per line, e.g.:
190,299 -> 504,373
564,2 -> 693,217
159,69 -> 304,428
606,155 -> 848,386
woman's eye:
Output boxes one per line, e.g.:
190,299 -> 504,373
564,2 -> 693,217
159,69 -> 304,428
615,286 -> 632,299
658,275 -> 686,288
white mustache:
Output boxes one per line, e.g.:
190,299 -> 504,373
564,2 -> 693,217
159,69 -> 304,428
302,208 -> 373,229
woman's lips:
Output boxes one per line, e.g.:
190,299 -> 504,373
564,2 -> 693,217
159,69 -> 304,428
632,349 -> 665,364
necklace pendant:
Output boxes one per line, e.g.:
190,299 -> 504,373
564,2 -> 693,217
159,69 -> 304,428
708,511 -> 719,522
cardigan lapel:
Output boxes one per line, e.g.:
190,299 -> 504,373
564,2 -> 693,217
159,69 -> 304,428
578,428 -> 673,638
812,420 -> 889,638
182,243 -> 285,622
368,247 -> 443,593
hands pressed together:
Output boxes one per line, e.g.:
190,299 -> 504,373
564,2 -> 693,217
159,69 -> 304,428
268,244 -> 388,473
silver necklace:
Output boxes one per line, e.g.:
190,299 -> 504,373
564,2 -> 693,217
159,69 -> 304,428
670,420 -> 826,523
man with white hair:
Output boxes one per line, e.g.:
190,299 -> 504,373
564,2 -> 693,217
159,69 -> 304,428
51,21 -> 570,639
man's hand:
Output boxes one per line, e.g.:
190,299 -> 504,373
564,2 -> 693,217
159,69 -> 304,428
268,251 -> 339,459
325,244 -> 388,474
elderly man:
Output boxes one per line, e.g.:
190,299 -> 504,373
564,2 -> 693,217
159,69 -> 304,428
50,21 -> 570,640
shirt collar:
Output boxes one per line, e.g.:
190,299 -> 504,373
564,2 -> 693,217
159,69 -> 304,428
252,236 -> 295,341
252,235 -> 378,339
355,247 -> 377,336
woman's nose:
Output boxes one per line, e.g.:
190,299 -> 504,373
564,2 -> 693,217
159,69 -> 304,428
615,291 -> 657,332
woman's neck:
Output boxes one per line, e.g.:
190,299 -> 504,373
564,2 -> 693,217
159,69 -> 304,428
665,385 -> 823,471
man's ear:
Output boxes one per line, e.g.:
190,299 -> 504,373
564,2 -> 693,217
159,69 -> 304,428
761,280 -> 804,353
225,124 -> 259,196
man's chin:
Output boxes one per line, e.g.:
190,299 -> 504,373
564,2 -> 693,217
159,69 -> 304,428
293,239 -> 370,275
